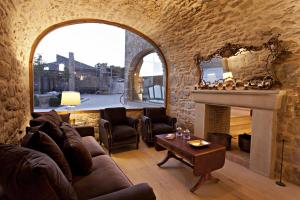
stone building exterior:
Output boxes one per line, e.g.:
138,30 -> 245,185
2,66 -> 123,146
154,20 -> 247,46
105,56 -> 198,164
34,53 -> 124,94
124,30 -> 164,103
1,0 -> 300,185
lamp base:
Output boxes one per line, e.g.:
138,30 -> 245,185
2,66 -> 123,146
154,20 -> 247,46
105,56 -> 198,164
276,181 -> 286,187
70,118 -> 76,126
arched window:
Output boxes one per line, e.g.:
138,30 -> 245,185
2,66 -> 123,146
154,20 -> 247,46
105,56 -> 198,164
137,53 -> 165,104
31,22 -> 166,112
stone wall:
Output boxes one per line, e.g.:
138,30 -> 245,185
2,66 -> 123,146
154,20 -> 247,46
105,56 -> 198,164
124,31 -> 155,102
0,0 -> 29,144
0,0 -> 300,184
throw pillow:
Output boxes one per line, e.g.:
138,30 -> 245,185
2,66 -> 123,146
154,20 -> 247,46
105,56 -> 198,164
21,131 -> 73,182
29,121 -> 64,146
30,110 -> 62,127
32,112 -> 71,124
0,144 -> 78,200
61,123 -> 93,176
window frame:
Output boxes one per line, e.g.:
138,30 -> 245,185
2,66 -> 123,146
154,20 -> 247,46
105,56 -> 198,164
29,19 -> 168,113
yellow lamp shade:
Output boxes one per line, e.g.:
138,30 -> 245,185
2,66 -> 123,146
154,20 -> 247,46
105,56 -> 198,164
61,91 -> 81,106
223,72 -> 233,79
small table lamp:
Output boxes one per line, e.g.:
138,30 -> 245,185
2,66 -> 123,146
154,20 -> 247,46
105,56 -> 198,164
61,91 -> 81,125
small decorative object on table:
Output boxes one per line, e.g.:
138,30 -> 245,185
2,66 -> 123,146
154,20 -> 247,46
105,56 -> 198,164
165,134 -> 176,140
187,139 -> 210,148
183,129 -> 191,140
176,126 -> 182,137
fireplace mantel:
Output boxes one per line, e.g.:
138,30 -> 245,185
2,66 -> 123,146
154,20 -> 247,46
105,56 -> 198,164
192,90 -> 286,110
192,89 -> 286,177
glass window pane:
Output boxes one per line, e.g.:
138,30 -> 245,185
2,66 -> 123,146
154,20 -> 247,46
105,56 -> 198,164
33,24 -> 165,111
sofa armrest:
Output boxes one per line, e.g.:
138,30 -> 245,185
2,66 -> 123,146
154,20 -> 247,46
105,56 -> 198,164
127,117 -> 138,130
89,183 -> 156,200
166,116 -> 177,128
75,126 -> 95,137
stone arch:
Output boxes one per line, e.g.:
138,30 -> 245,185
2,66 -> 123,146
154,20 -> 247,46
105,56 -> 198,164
126,48 -> 154,102
28,19 -> 169,112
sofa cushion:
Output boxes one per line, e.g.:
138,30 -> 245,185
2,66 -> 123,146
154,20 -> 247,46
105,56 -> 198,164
103,107 -> 128,125
30,110 -> 62,127
112,125 -> 137,141
0,144 -> 77,200
73,155 -> 131,200
29,121 -> 64,146
21,131 -> 73,182
82,136 -> 106,157
61,123 -> 93,176
145,108 -> 167,123
152,123 -> 174,135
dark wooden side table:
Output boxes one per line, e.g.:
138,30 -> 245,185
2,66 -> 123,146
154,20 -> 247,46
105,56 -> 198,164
155,134 -> 226,192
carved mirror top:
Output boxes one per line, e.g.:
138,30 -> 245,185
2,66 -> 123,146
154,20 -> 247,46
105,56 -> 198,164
194,34 -> 289,90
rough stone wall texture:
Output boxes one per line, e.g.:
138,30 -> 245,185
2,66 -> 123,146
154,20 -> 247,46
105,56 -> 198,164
0,0 -> 29,144
124,31 -> 155,102
0,0 -> 299,184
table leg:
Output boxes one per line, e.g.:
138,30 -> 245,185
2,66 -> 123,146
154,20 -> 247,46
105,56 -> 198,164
190,173 -> 219,192
157,151 -> 173,167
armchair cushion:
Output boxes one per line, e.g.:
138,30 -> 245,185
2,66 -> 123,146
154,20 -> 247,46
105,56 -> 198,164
21,131 -> 73,182
112,125 -> 137,141
152,123 -> 174,135
103,107 -> 127,125
144,108 -> 167,123
61,123 -> 93,176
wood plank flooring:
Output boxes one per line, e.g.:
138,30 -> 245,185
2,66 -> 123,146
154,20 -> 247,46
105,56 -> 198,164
112,142 -> 300,200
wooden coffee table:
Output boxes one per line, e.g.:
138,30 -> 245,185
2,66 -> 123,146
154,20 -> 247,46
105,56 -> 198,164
155,134 -> 226,192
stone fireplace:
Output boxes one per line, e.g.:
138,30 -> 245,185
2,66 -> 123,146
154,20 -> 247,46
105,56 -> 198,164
192,90 -> 286,177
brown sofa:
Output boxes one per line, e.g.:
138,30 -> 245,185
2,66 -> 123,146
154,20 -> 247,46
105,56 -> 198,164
0,113 -> 155,200
72,127 -> 156,200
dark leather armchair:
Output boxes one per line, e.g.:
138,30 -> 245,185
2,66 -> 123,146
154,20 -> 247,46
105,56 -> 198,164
141,107 -> 177,143
99,107 -> 139,154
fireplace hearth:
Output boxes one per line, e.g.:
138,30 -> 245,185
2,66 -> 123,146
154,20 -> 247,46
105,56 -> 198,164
192,89 -> 285,177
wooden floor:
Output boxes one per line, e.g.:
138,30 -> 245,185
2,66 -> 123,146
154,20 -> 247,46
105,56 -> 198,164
112,142 -> 300,200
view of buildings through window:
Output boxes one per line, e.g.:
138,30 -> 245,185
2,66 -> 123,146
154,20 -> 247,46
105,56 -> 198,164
33,23 -> 165,111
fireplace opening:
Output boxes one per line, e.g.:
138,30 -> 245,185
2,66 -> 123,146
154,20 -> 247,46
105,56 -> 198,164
227,106 -> 252,168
